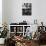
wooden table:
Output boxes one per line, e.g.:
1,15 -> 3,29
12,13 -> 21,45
12,39 -> 32,46
12,36 -> 39,46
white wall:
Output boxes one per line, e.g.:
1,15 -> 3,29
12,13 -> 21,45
2,0 -> 46,26
0,0 -> 2,27
2,0 -> 8,24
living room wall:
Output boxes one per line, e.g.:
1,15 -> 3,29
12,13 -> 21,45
0,0 -> 2,27
2,0 -> 46,26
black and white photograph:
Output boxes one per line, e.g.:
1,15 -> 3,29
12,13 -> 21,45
22,3 -> 32,15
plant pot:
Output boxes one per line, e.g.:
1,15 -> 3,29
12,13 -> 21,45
0,38 -> 5,44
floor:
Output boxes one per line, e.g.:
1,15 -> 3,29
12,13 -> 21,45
0,44 -> 46,46
40,45 -> 46,46
0,44 -> 4,46
31,40 -> 46,46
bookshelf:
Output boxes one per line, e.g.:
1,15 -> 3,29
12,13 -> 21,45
9,25 -> 30,37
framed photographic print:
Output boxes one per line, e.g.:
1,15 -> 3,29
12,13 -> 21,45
22,3 -> 32,16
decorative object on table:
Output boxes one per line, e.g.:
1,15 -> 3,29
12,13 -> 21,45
26,27 -> 32,40
41,22 -> 43,26
38,22 -> 45,32
22,3 -> 32,16
26,33 -> 32,40
34,19 -> 37,24
41,22 -> 45,32
19,20 -> 27,25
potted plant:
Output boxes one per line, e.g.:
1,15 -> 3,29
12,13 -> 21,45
0,23 -> 9,44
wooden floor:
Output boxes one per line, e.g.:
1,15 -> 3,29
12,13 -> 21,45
0,44 -> 4,46
0,44 -> 46,46
40,45 -> 46,46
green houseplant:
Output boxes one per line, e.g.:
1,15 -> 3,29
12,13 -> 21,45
0,23 -> 9,38
0,27 -> 8,38
0,23 -> 9,44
